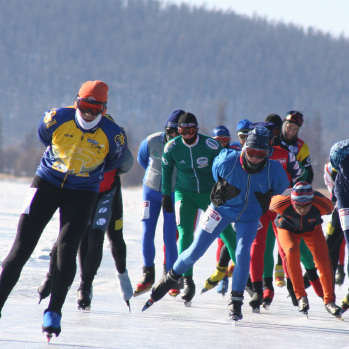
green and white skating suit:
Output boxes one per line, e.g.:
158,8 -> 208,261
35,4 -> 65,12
162,134 -> 222,276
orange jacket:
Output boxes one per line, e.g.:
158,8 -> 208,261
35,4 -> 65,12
270,189 -> 333,234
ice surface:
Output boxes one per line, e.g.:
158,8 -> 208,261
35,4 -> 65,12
0,180 -> 348,348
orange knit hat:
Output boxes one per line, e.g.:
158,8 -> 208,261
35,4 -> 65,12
78,80 -> 108,103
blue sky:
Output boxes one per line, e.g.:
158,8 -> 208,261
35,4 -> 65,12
166,0 -> 349,38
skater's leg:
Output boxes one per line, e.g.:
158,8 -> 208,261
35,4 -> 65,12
162,191 -> 178,271
301,227 -> 335,304
231,219 -> 260,292
141,185 -> 162,267
48,190 -> 97,314
0,176 -> 58,313
277,228 -> 306,300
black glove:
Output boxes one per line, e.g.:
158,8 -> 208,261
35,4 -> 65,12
162,195 -> 174,213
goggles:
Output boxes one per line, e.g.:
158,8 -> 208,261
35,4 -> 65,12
76,97 -> 106,116
238,133 -> 248,141
285,113 -> 303,127
245,147 -> 268,159
178,126 -> 197,136
214,136 -> 230,144
166,127 -> 179,136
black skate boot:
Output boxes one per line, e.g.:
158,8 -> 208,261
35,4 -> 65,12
228,291 -> 244,322
249,281 -> 263,313
325,302 -> 343,319
133,265 -> 155,297
287,278 -> 298,306
303,272 -> 311,289
298,296 -> 309,317
262,277 -> 274,309
77,286 -> 93,310
142,269 -> 181,311
181,275 -> 196,306
38,275 -> 52,303
335,265 -> 346,286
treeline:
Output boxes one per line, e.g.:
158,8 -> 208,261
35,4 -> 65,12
1,0 -> 348,188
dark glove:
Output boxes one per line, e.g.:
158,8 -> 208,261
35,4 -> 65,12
162,195 -> 174,213
254,189 -> 273,215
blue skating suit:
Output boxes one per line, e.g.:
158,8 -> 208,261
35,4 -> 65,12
172,148 -> 289,292
137,131 -> 178,270
330,140 -> 349,272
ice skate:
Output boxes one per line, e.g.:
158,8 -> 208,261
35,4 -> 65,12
340,292 -> 349,314
287,278 -> 298,306
325,302 -> 343,320
37,275 -> 52,304
182,275 -> 196,306
298,296 -> 309,317
249,292 -> 263,313
262,288 -> 274,309
116,269 -> 133,312
335,265 -> 346,286
168,275 -> 183,297
201,264 -> 227,293
142,269 -> 181,311
227,263 -> 235,277
42,310 -> 61,342
77,286 -> 93,310
217,276 -> 229,296
228,291 -> 244,323
274,264 -> 286,287
168,288 -> 180,297
133,265 -> 155,297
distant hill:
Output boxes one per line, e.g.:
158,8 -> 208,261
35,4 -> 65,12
1,0 -> 348,186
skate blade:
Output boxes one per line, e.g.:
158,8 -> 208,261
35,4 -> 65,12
217,290 -> 227,296
126,300 -> 131,313
142,299 -> 154,312
78,305 -> 91,311
184,301 -> 192,307
230,314 -> 242,322
333,314 -> 344,321
262,303 -> 270,310
252,308 -> 260,313
45,333 -> 53,343
43,330 -> 59,342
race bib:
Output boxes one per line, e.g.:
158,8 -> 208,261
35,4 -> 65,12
339,208 -> 349,231
140,201 -> 150,220
21,188 -> 37,215
199,207 -> 222,234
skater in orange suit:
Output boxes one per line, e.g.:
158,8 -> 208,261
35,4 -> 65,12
269,181 -> 342,318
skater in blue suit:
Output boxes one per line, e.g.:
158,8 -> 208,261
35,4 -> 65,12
143,126 -> 289,321
133,110 -> 185,297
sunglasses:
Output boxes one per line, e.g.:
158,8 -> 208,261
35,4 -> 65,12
76,97 -> 106,116
166,127 -> 179,135
214,136 -> 230,144
178,126 -> 197,136
285,113 -> 303,126
245,148 -> 268,159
